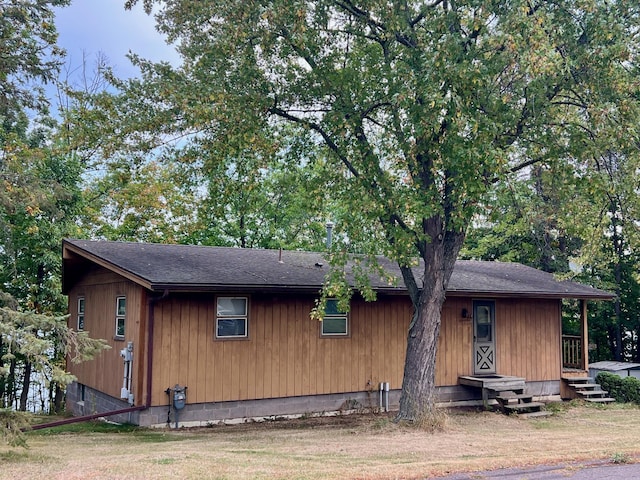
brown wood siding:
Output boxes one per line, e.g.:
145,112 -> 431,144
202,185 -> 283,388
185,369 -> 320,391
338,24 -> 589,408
146,294 -> 564,405
436,298 -> 473,386
68,266 -> 564,407
149,294 -> 415,406
66,267 -> 146,404
495,298 -> 562,381
434,297 -> 562,385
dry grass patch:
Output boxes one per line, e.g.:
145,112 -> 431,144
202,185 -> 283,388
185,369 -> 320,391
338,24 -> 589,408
2,402 -> 640,479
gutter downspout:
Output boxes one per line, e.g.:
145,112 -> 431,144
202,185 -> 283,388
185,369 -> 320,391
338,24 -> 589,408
26,289 -> 170,433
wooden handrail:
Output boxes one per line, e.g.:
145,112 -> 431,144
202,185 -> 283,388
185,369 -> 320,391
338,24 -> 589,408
562,335 -> 583,369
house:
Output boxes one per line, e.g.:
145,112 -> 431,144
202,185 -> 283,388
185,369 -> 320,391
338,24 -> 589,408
62,239 -> 614,426
589,361 -> 640,380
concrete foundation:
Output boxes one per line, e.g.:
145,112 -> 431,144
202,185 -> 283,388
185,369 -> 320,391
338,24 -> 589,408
66,381 -> 142,425
66,379 -> 561,427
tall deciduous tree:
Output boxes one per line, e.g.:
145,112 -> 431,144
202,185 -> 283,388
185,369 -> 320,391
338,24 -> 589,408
0,1 -> 110,425
0,119 -> 90,412
576,150 -> 640,363
120,0 -> 640,420
461,158 -> 585,274
0,0 -> 68,120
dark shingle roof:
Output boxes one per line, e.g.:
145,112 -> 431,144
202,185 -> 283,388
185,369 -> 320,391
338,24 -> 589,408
62,239 -> 614,300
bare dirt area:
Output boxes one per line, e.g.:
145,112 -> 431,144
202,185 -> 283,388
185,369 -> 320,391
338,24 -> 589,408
2,402 -> 640,480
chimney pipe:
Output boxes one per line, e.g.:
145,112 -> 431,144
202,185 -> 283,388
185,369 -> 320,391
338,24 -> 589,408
326,221 -> 334,249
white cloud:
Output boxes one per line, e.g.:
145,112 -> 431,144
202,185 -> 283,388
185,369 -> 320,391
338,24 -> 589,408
54,1 -> 180,79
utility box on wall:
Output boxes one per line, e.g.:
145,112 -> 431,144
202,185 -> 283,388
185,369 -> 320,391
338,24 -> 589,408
173,385 -> 187,410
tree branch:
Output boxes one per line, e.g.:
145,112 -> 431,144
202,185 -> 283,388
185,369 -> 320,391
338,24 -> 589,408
268,105 -> 361,178
333,0 -> 386,33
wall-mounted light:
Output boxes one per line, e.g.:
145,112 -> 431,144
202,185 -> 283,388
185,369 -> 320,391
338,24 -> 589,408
461,308 -> 470,319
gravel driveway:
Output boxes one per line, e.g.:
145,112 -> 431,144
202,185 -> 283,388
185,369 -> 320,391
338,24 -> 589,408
437,460 -> 640,479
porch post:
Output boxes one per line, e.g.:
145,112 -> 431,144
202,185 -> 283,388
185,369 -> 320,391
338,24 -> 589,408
580,300 -> 589,371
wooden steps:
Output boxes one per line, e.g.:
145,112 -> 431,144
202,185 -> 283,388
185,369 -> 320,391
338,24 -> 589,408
458,375 -> 548,416
492,388 -> 545,416
586,397 -> 617,403
562,376 -> 615,404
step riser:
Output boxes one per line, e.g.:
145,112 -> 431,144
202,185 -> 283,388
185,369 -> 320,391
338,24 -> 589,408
504,402 -> 544,410
562,377 -> 595,383
494,387 -> 545,415
563,377 -> 615,404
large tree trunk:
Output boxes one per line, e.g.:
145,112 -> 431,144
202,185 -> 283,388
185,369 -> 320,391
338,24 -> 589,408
8,357 -> 17,409
0,339 -> 5,408
397,286 -> 447,419
52,382 -> 64,414
606,324 -> 618,360
397,219 -> 464,421
19,361 -> 32,411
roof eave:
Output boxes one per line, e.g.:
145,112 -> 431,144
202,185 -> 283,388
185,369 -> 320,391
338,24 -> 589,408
148,283 -> 324,294
446,290 -> 616,300
145,283 -> 614,300
63,240 -> 153,291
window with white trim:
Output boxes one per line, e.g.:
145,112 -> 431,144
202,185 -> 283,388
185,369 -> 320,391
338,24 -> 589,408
77,297 -> 85,331
321,299 -> 348,336
115,296 -> 126,339
216,297 -> 248,339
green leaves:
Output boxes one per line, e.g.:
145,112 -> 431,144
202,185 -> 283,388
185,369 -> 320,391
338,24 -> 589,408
112,0 -> 640,292
0,294 -> 109,409
0,0 -> 69,120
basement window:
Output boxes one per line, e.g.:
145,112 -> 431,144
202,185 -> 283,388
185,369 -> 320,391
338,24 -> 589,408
77,297 -> 85,331
216,297 -> 248,339
321,299 -> 348,336
115,296 -> 126,339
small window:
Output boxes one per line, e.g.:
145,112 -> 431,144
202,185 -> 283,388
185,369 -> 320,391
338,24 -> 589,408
216,297 -> 248,339
115,296 -> 126,338
77,297 -> 85,331
321,299 -> 348,336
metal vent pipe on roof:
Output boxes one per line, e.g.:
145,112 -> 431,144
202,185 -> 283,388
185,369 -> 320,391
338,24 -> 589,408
326,221 -> 334,249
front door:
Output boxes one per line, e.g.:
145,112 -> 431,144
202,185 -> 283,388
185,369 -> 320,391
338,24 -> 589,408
473,300 -> 496,375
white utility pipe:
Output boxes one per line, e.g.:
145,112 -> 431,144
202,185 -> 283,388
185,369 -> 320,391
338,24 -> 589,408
384,382 -> 390,412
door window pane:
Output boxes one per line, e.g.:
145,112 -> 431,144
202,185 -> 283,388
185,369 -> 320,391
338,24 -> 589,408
475,304 -> 493,341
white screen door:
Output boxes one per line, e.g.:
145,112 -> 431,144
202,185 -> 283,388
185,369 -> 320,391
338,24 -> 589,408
473,300 -> 496,375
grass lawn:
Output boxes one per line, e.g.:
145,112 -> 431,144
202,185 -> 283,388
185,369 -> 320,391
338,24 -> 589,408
2,401 -> 640,479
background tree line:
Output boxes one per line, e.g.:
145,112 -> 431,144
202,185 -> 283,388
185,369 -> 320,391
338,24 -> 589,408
0,0 -> 106,422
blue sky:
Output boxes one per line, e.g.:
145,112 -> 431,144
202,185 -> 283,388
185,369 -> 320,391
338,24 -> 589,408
54,1 -> 179,80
